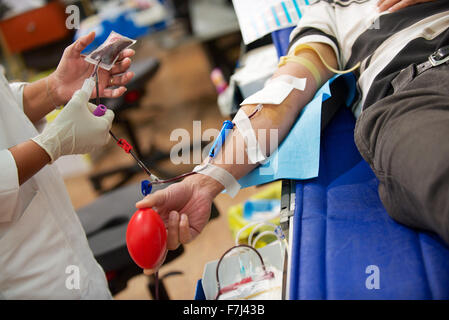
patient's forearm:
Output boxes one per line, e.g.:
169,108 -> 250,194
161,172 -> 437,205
189,43 -> 338,196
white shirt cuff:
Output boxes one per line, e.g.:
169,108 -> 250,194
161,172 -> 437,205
9,82 -> 27,111
0,149 -> 20,222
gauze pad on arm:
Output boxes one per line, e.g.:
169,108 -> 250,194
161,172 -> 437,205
233,106 -> 267,164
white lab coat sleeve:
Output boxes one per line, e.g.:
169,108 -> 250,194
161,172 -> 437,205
0,149 -> 20,223
288,2 -> 343,69
9,82 -> 27,111
9,81 -> 47,132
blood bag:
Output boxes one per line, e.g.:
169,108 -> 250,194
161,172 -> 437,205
85,31 -> 136,71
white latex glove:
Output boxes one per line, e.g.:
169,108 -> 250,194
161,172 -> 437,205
32,89 -> 114,163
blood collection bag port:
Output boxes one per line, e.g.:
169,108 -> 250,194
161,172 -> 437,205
85,31 -> 136,71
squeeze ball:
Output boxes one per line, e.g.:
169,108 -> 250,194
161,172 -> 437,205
126,208 -> 167,269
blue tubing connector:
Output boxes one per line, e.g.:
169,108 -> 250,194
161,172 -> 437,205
141,180 -> 152,196
209,120 -> 234,158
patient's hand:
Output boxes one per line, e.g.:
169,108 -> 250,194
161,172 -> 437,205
377,0 -> 435,12
136,174 -> 223,271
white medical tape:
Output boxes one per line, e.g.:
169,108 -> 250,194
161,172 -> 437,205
240,75 -> 306,106
193,163 -> 241,198
267,74 -> 307,90
233,107 -> 267,164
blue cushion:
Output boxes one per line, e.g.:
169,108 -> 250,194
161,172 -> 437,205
194,279 -> 206,300
289,107 -> 449,299
272,25 -> 449,301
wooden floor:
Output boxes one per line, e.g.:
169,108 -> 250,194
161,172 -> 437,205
64,34 -> 265,300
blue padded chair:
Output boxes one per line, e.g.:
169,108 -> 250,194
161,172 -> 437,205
195,26 -> 449,301
271,27 -> 449,300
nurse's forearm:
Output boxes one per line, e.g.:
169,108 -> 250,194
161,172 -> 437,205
9,140 -> 51,185
22,75 -> 63,123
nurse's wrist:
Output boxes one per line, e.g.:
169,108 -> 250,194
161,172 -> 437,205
46,74 -> 65,109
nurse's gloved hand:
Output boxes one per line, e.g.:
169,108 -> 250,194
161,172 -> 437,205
32,89 -> 114,163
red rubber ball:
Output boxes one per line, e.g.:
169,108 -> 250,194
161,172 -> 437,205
126,208 -> 167,269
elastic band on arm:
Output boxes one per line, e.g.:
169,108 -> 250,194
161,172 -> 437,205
278,55 -> 321,86
278,43 -> 360,85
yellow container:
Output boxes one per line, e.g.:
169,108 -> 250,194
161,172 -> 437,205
227,181 -> 282,247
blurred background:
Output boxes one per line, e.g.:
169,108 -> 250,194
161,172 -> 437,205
0,0 -> 281,299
